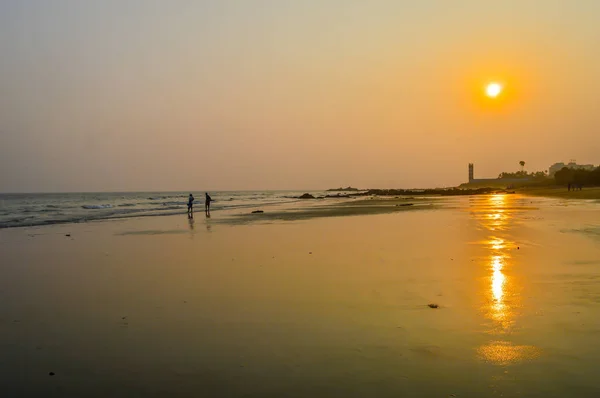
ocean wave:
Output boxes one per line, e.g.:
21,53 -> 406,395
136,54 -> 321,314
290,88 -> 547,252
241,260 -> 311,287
82,204 -> 113,209
0,192 -> 317,229
2,215 -> 36,224
26,208 -> 62,214
0,207 -> 187,229
99,206 -> 185,217
162,201 -> 188,206
147,196 -> 185,200
21,207 -> 62,214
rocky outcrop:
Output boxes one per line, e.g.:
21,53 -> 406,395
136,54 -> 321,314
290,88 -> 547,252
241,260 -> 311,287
298,193 -> 316,199
326,186 -> 360,192
354,188 -> 496,197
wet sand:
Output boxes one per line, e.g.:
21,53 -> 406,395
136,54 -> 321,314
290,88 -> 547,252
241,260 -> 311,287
1,194 -> 600,397
222,196 -> 440,224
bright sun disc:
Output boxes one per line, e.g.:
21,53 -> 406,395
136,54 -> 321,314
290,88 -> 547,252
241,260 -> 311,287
486,83 -> 503,98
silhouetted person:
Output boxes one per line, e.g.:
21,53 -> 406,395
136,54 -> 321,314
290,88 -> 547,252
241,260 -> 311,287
187,193 -> 195,215
205,193 -> 212,214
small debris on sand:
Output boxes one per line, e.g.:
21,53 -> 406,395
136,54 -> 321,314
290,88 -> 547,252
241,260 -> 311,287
65,234 -> 71,237
428,304 -> 439,309
49,372 -> 55,376
251,210 -> 264,214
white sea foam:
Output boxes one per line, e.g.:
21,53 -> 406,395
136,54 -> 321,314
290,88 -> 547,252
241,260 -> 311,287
82,204 -> 113,209
0,191 -> 328,228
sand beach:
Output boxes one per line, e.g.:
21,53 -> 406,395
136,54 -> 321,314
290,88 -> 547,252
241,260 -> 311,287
1,194 -> 600,397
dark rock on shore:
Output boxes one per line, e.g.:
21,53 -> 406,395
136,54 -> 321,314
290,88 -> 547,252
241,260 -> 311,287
326,186 -> 360,192
251,210 -> 264,214
353,187 -> 496,197
298,193 -> 316,199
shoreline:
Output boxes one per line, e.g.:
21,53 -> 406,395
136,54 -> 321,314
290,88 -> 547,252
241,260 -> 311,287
0,196 -> 442,231
2,187 -> 598,231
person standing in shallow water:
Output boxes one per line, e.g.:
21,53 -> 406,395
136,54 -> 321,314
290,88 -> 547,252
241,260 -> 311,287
205,193 -> 212,215
187,193 -> 195,216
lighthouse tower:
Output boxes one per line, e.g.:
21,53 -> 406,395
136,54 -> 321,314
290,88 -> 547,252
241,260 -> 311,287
468,163 -> 474,182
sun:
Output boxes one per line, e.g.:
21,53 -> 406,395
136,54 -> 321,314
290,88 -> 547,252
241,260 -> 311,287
486,82 -> 503,98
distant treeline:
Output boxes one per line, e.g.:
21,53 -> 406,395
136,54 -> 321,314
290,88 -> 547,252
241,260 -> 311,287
497,170 -> 548,180
555,167 -> 600,186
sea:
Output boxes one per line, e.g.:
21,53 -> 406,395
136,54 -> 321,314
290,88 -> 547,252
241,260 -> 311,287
0,191 -> 333,229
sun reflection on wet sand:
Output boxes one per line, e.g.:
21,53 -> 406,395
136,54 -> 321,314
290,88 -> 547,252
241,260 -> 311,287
477,341 -> 541,365
489,237 -> 505,251
473,194 -> 539,365
491,255 -> 505,316
485,250 -> 513,331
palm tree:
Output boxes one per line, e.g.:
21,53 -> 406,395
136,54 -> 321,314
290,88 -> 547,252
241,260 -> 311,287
519,160 -> 525,173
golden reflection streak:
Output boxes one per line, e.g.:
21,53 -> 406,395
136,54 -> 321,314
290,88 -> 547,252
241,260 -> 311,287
491,255 -> 504,302
490,255 -> 506,321
489,194 -> 506,207
477,341 -> 541,365
489,237 -> 505,251
474,194 -> 539,364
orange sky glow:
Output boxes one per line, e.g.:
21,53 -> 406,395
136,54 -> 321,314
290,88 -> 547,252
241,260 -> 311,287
0,1 -> 599,192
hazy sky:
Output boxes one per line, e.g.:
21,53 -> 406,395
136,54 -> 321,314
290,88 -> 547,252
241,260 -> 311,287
1,0 -> 599,192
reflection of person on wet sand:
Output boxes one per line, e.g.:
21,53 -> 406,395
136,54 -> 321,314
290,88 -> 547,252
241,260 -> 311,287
205,193 -> 212,215
188,215 -> 195,230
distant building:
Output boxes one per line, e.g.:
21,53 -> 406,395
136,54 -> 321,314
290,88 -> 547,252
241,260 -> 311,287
548,161 -> 596,177
467,163 -> 502,184
464,163 -> 532,187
